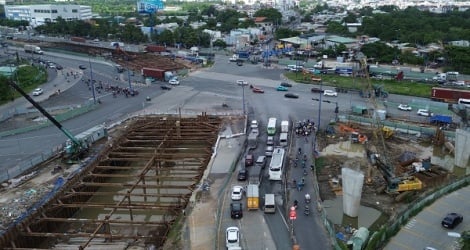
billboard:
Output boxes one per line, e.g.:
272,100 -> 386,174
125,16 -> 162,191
137,0 -> 164,14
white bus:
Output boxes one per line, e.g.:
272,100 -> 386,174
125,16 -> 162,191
267,117 -> 277,136
458,98 -> 470,108
269,147 -> 285,181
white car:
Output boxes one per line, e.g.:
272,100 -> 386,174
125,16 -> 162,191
398,104 -> 412,111
417,109 -> 433,116
237,80 -> 248,86
226,227 -> 240,248
250,120 -> 258,129
169,79 -> 179,85
32,88 -> 43,96
231,186 -> 243,201
323,90 -> 338,97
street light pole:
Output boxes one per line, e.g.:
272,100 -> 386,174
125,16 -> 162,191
242,83 -> 246,115
127,58 -> 132,91
89,58 -> 96,104
314,80 -> 323,153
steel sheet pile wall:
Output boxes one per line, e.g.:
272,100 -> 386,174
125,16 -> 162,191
0,115 -> 221,250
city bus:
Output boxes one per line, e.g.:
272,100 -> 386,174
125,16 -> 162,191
267,117 -> 277,136
268,147 -> 285,181
458,98 -> 470,108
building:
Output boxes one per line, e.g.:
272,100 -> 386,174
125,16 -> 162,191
4,4 -> 92,27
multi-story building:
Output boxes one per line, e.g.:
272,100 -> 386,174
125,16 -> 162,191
4,4 -> 92,27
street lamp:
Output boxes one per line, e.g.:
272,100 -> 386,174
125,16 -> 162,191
241,82 -> 246,115
314,80 -> 323,153
88,58 -> 97,104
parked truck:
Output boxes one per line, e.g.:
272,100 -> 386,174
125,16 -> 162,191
431,87 -> 470,103
432,72 -> 459,82
24,44 -> 43,54
142,67 -> 165,81
246,184 -> 259,210
70,37 -> 86,43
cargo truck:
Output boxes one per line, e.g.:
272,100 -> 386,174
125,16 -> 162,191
248,165 -> 262,186
431,87 -> 470,103
142,68 -> 166,81
24,44 -> 43,54
281,120 -> 289,133
70,37 -> 86,43
248,131 -> 258,149
145,45 -> 167,53
246,184 -> 259,210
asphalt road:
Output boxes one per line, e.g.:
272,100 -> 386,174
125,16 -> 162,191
385,185 -> 470,250
0,50 -> 451,249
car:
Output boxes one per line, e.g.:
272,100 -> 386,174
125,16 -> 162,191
236,61 -> 243,66
169,79 -> 179,85
323,90 -> 338,97
230,203 -> 243,219
252,87 -> 264,93
276,86 -> 288,91
284,93 -> 299,99
32,88 -> 43,96
237,80 -> 248,86
160,85 -> 172,90
280,82 -> 292,87
231,186 -> 243,201
267,136 -> 274,146
226,226 -> 240,248
398,104 -> 412,111
78,65 -> 87,70
417,109 -> 433,116
250,120 -> 258,129
55,65 -> 63,70
441,212 -> 463,229
47,62 -> 56,68
265,146 -> 274,157
245,154 -> 254,166
237,169 -> 248,181
255,156 -> 266,169
311,87 -> 323,93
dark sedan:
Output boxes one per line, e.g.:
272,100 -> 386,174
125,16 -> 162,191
237,169 -> 248,181
280,82 -> 292,87
160,85 -> 172,90
442,213 -> 463,229
284,93 -> 299,99
78,65 -> 87,70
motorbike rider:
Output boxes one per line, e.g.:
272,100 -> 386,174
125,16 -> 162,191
305,193 -> 311,202
294,200 -> 298,208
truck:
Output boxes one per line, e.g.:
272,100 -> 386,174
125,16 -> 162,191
237,51 -> 250,61
145,45 -> 167,53
431,87 -> 470,103
248,165 -> 263,186
246,184 -> 259,210
24,44 -> 43,54
142,67 -> 165,81
247,130 -> 258,149
70,37 -> 86,43
281,120 -> 289,133
432,72 -> 459,82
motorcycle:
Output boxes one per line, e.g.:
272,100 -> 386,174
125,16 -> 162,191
304,206 -> 310,216
305,194 -> 311,204
222,103 -> 229,108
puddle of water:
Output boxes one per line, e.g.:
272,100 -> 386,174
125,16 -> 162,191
323,196 -> 381,228
322,140 -> 365,158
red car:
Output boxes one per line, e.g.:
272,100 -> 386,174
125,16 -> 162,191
252,87 -> 264,93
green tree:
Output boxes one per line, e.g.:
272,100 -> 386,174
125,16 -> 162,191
360,42 -> 400,63
154,30 -> 174,46
326,21 -> 348,35
275,27 -> 300,39
253,8 -> 282,24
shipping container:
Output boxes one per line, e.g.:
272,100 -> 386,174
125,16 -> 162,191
141,67 -> 165,80
431,87 -> 470,103
71,37 -> 86,43
145,45 -> 167,53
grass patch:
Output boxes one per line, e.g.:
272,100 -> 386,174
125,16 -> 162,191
369,212 -> 390,232
284,72 -> 437,98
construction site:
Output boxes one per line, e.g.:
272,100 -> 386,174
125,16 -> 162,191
0,114 -> 225,249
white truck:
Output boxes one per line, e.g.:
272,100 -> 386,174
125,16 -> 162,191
247,130 -> 258,149
281,120 -> 289,133
24,44 -> 43,54
433,72 -> 459,82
